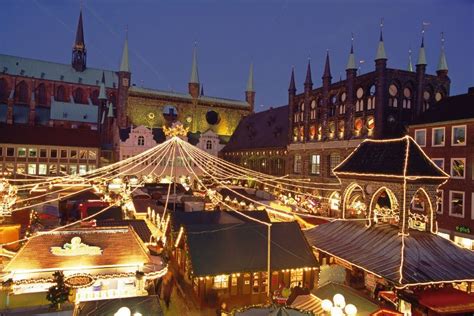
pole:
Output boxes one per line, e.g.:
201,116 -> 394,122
173,139 -> 177,212
267,224 -> 271,299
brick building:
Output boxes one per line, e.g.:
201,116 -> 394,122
287,30 -> 450,187
409,88 -> 474,250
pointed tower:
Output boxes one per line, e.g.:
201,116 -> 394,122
346,34 -> 358,139
437,32 -> 448,77
304,58 -> 313,91
374,19 -> 388,139
415,28 -> 427,118
188,43 -> 200,98
117,29 -> 131,129
288,67 -> 297,143
322,52 -> 332,83
407,49 -> 414,72
245,63 -> 256,112
72,9 -> 87,72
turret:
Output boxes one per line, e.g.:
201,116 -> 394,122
415,29 -> 427,118
117,29 -> 131,128
188,43 -> 200,98
436,32 -> 449,78
72,9 -> 87,72
345,34 -> 358,139
321,51 -> 332,140
245,63 -> 255,112
288,67 -> 297,143
374,21 -> 388,139
407,49 -> 414,72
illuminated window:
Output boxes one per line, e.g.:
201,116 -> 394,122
310,154 -> 320,175
49,164 -> 57,175
213,275 -> 229,289
310,100 -> 317,120
451,158 -> 465,179
423,89 -> 431,112
432,127 -> 445,146
28,148 -> 37,158
70,150 -> 78,159
38,164 -> 47,175
69,165 -> 77,175
293,155 -> 302,174
18,147 -> 26,157
388,84 -> 398,108
28,164 -> 37,175
60,165 -> 67,174
79,165 -> 87,175
79,150 -> 87,159
414,129 -> 426,147
252,273 -> 260,294
449,191 -> 464,218
88,150 -> 97,160
452,125 -> 466,146
355,88 -> 364,112
403,87 -> 412,109
16,164 -> 26,174
138,136 -> 145,146
290,269 -> 303,288
367,85 -> 376,110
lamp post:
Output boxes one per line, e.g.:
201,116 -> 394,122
321,294 -> 357,316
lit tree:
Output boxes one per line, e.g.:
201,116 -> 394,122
46,271 -> 70,310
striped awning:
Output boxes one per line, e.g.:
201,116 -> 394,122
290,294 -> 324,315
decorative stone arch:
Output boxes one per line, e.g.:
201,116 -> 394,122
406,184 -> 439,233
328,190 -> 341,217
341,182 -> 366,219
368,186 -> 400,226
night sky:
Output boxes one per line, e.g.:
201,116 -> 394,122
1,0 -> 472,111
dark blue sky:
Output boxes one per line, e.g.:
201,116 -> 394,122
1,0 -> 472,110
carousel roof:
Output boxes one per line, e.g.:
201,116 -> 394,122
305,221 -> 474,287
333,136 -> 448,179
4,227 -> 149,273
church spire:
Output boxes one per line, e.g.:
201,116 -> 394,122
408,49 -> 414,72
437,32 -> 448,73
417,27 -> 427,65
288,67 -> 296,93
346,34 -> 357,70
323,51 -> 332,79
190,42 -> 199,84
375,19 -> 387,60
99,72 -> 107,100
246,63 -> 254,92
304,58 -> 313,87
72,8 -> 87,72
120,26 -> 130,72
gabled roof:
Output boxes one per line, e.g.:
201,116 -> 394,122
0,124 -> 100,147
411,91 -> 474,125
0,54 -> 118,88
4,227 -> 149,273
184,221 -> 317,276
222,105 -> 288,152
305,221 -> 474,287
118,126 -> 166,143
333,136 -> 448,179
50,100 -> 98,123
96,219 -> 152,243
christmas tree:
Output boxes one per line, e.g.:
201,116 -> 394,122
46,271 -> 70,310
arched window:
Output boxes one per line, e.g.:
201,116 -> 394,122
355,87 -> 364,112
388,83 -> 399,108
137,136 -> 145,146
339,92 -> 346,115
16,81 -> 29,104
206,140 -> 213,150
310,100 -> 317,120
403,86 -> 412,109
36,83 -> 47,105
423,86 -> 433,112
56,85 -> 66,102
0,79 -> 8,102
74,88 -> 85,104
367,85 -> 376,110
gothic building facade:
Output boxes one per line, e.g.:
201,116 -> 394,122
287,30 -> 450,186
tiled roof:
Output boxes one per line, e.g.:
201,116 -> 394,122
129,86 -> 250,108
305,221 -> 474,286
50,100 -> 98,123
222,105 -> 288,152
333,136 -> 448,178
0,124 -> 100,147
96,219 -> 152,243
4,227 -> 149,272
411,91 -> 474,125
185,221 -> 317,276
0,54 -> 118,88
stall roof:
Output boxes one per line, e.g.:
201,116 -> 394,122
414,287 -> 474,314
75,295 -> 163,316
305,221 -> 474,287
95,219 -> 152,244
4,227 -> 149,272
185,221 -> 317,276
333,136 -> 447,179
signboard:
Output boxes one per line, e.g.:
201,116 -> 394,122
65,274 -> 95,289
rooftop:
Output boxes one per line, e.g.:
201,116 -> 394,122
305,221 -> 474,287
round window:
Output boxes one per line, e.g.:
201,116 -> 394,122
404,88 -> 412,98
341,92 -> 347,102
356,88 -> 364,99
206,111 -> 220,125
331,95 -> 337,104
423,91 -> 431,100
354,118 -> 363,131
435,92 -> 443,102
389,84 -> 398,97
369,85 -> 376,96
311,100 -> 316,109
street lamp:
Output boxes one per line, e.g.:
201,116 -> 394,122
321,293 -> 357,316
